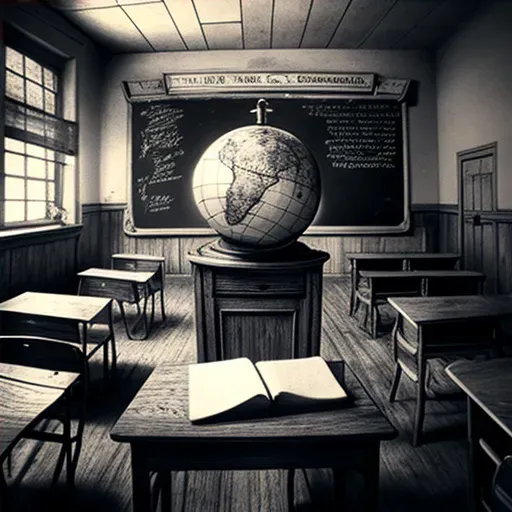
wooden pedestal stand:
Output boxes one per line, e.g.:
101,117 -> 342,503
188,239 -> 330,363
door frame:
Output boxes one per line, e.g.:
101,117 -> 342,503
457,141 -> 497,280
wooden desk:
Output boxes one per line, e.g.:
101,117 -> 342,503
356,270 -> 485,338
111,361 -> 396,512
0,292 -> 116,383
78,268 -> 158,340
446,358 -> 512,512
387,295 -> 512,446
111,253 -> 166,322
346,252 -> 460,317
0,363 -> 80,505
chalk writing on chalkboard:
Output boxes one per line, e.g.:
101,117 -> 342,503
302,102 -> 400,170
135,104 -> 185,213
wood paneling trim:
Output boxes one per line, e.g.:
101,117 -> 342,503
477,211 -> 512,222
0,224 -> 82,250
412,203 -> 458,215
82,203 -> 127,214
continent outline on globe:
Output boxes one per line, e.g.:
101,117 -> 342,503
193,122 -> 321,250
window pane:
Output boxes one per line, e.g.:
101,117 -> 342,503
6,47 -> 23,74
4,152 -> 25,177
44,90 -> 56,114
48,182 -> 55,201
27,179 -> 46,200
5,201 -> 25,223
26,81 -> 44,110
46,149 -> 55,161
27,201 -> 46,221
27,157 -> 46,179
47,161 -> 55,180
5,71 -> 24,102
44,68 -> 56,91
25,57 -> 42,84
26,143 -> 46,158
5,177 -> 26,199
5,137 -> 25,153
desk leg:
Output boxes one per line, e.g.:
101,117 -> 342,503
361,445 -> 380,512
467,398 -> 478,512
413,356 -> 427,447
108,304 -> 117,377
286,469 -> 295,512
349,261 -> 357,316
131,446 -> 152,512
123,286 -> 154,341
159,472 -> 172,512
159,265 -> 166,322
332,468 -> 347,509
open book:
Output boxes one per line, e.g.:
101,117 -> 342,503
188,356 -> 348,424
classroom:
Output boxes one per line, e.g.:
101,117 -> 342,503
0,0 -> 511,511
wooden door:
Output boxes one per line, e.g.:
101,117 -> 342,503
458,143 -> 498,294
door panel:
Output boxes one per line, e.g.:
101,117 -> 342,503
459,143 -> 498,294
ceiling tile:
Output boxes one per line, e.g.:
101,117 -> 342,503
202,22 -> 243,50
193,0 -> 241,24
48,0 -> 117,9
301,0 -> 351,48
63,6 -> 152,52
241,0 -> 272,49
272,0 -> 310,49
328,0 -> 397,48
123,3 -> 186,51
163,0 -> 207,50
360,0 -> 441,49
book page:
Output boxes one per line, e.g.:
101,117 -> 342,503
188,358 -> 270,423
255,357 -> 347,408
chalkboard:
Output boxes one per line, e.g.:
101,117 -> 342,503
129,96 -> 409,234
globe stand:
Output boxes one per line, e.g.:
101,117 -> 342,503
188,238 -> 330,363
212,237 -> 307,259
189,97 -> 328,362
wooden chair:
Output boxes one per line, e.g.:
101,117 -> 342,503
0,335 -> 86,494
0,309 -> 116,391
492,455 -> 512,511
388,314 -> 500,446
111,253 -> 166,323
354,272 -> 422,338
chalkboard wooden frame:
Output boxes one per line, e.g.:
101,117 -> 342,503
123,91 -> 410,237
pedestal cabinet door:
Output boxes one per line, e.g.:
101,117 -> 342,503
216,298 -> 301,361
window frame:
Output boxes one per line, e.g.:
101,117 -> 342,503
1,28 -> 69,230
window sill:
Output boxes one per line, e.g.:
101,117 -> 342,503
0,224 -> 82,250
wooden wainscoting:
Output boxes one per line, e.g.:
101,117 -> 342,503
497,218 -> 512,294
437,205 -> 460,254
0,225 -> 82,302
81,203 -> 434,276
434,204 -> 512,294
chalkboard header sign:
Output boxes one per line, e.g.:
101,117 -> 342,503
124,74 -> 410,236
164,72 -> 376,95
123,73 -> 411,101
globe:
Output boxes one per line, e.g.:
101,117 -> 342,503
192,124 -> 321,250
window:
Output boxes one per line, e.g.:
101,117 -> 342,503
1,40 -> 77,228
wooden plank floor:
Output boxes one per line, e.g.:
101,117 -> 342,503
3,275 -> 469,511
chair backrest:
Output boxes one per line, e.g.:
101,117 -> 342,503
0,335 -> 84,374
492,455 -> 512,512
